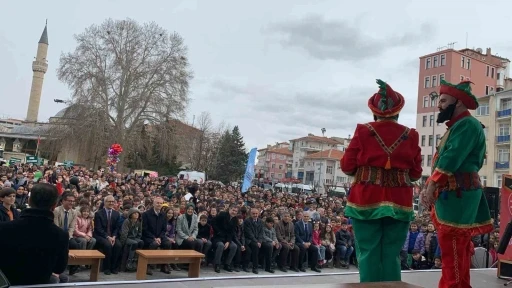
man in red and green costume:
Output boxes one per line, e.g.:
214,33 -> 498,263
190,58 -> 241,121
422,79 -> 493,288
341,80 -> 422,282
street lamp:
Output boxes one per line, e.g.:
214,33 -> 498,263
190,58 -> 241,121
429,91 -> 439,163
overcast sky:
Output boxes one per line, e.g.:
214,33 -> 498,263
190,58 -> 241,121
1,0 -> 511,150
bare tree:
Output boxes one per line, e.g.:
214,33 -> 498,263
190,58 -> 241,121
192,111 -> 213,170
46,18 -> 192,168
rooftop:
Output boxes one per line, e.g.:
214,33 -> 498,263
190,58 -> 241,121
304,149 -> 344,160
290,134 -> 341,145
268,147 -> 292,156
39,21 -> 48,45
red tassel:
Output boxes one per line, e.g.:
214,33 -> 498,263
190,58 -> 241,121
385,157 -> 391,170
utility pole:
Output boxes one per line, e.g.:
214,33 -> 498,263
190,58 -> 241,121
319,128 -> 326,194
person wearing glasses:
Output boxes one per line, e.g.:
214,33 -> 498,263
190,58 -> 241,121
93,195 -> 122,275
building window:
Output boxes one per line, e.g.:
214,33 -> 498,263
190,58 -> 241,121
498,72 -> 501,80
278,165 -> 283,170
423,96 -> 429,107
498,149 -> 510,162
461,56 -> 465,68
499,123 -> 510,136
498,175 -> 503,189
271,163 -> 275,168
270,173 -> 274,178
421,155 -> 425,166
433,55 -> 438,67
429,114 -> 434,126
483,127 -> 488,139
476,103 -> 489,116
426,57 -> 431,69
421,135 -> 426,146
466,58 -> 471,69
486,66 -> 490,77
440,54 -> 446,66
326,166 -> 333,174
428,135 -> 433,146
485,86 -> 490,95
460,75 -> 465,82
481,176 -> 487,187
436,134 -> 441,146
427,155 -> 432,167
439,73 -> 445,82
424,76 -> 430,88
500,98 -> 512,110
492,67 -> 495,78
432,75 -> 438,87
430,96 -> 437,107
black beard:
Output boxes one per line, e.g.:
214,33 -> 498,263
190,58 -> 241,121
437,103 -> 457,123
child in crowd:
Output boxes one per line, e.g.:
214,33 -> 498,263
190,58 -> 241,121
197,214 -> 212,263
73,206 -> 96,250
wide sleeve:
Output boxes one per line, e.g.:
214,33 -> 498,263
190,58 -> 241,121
430,121 -> 478,187
408,129 -> 423,181
176,215 -> 188,239
341,125 -> 362,176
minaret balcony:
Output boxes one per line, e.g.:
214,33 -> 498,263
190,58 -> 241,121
32,60 -> 48,73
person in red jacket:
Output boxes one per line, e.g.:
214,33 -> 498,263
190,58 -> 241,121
341,79 -> 422,283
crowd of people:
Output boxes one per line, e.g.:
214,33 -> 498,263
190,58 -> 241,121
0,164 -> 499,285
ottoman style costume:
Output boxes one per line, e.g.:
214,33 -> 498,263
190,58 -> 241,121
341,80 -> 422,282
426,80 -> 493,288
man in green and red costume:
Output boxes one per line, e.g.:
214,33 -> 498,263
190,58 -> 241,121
341,80 -> 422,282
422,79 -> 493,288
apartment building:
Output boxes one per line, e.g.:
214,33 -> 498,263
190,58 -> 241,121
255,142 -> 291,181
289,134 -> 343,180
416,47 -> 510,178
303,149 -> 353,193
475,88 -> 512,188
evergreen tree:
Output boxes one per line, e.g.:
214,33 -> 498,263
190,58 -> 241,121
213,130 -> 233,183
230,126 -> 248,182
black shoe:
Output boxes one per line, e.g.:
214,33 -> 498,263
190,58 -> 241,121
69,266 -> 79,275
299,268 -> 306,272
224,264 -> 233,272
290,267 -> 300,272
214,265 -> 221,273
252,268 -> 259,274
160,265 -> 171,274
242,266 -> 250,273
265,268 -> 275,273
278,266 -> 288,272
312,267 -> 321,273
111,269 -> 119,275
146,268 -> 153,276
233,265 -> 240,272
104,270 -> 111,275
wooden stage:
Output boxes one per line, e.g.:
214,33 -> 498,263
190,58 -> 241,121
12,269 -> 505,288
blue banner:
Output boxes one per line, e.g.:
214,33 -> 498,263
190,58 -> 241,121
242,148 -> 257,193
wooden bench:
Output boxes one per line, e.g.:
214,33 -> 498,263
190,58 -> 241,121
340,282 -> 423,288
68,250 -> 105,282
136,250 -> 204,280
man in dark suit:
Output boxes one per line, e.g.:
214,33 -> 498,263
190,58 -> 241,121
0,183 -> 69,285
294,211 -> 320,272
93,195 -> 122,275
141,196 -> 171,275
212,204 -> 238,273
243,208 -> 264,274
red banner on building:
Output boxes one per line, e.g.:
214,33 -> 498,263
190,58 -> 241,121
499,174 -> 512,261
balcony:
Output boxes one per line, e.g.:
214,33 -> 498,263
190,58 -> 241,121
299,146 -> 321,151
497,109 -> 512,119
496,135 -> 511,144
495,161 -> 510,170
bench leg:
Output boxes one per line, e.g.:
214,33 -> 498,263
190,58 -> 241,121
136,257 -> 149,280
90,259 -> 101,282
188,258 -> 201,278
